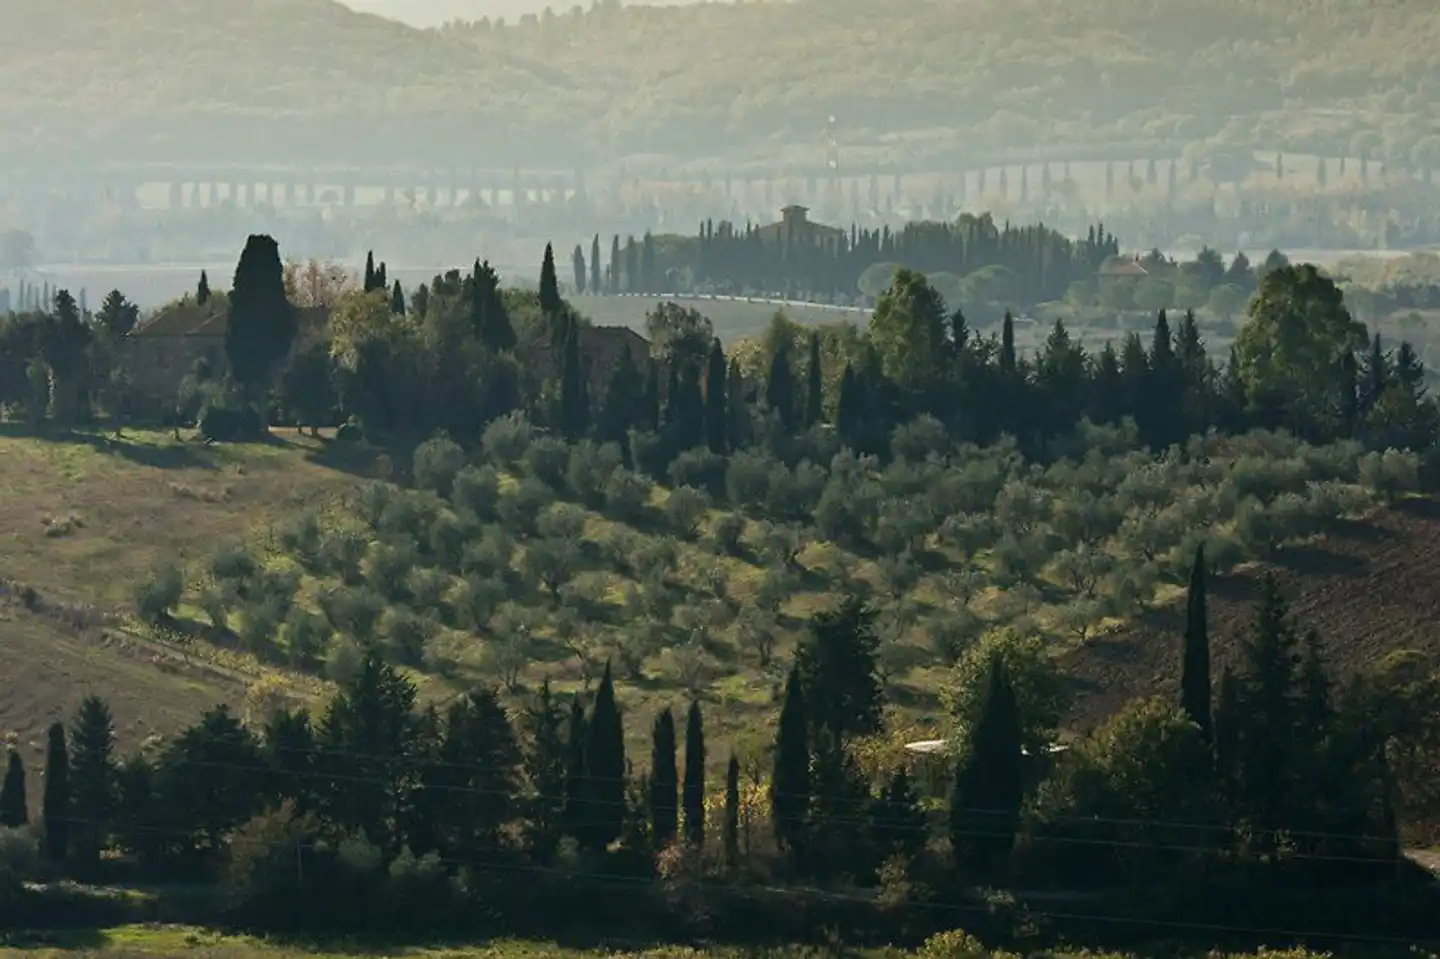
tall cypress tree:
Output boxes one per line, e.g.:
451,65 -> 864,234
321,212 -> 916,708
723,754 -> 740,872
609,235 -> 621,294
0,750 -> 27,827
766,338 -> 796,431
563,697 -> 587,840
389,280 -> 406,316
648,708 -> 679,846
559,319 -> 589,440
602,344 -> 641,443
590,235 -> 602,295
581,663 -> 625,850
950,656 -> 1023,880
196,270 -> 211,306
726,358 -> 748,452
572,244 -> 587,295
225,234 -> 295,406
539,243 -> 562,319
705,339 -> 728,454
642,360 -> 661,432
375,262 -> 387,292
999,311 -> 1017,375
805,332 -> 824,427
471,260 -> 516,353
363,251 -> 377,292
42,722 -> 70,863
683,700 -> 706,847
771,665 -> 810,854
1180,544 -> 1212,741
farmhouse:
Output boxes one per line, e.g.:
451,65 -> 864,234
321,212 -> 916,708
755,205 -> 846,253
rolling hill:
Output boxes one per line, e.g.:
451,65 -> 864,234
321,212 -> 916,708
7,0 -> 1440,171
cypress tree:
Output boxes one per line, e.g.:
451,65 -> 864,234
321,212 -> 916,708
602,344 -> 641,443
771,665 -> 810,854
642,360 -> 661,432
804,332 -> 823,427
563,697 -> 587,839
949,656 -> 1023,879
375,262 -> 387,292
590,235 -> 602,295
559,319 -> 588,440
389,280 -> 405,316
766,337 -> 796,431
723,754 -> 740,872
1180,544 -> 1212,741
69,695 -> 117,867
225,234 -> 295,405
705,339 -> 728,454
42,722 -> 70,863
363,251 -> 376,292
572,244 -> 587,295
726,358 -> 748,452
999,311 -> 1017,375
0,750 -> 27,827
683,700 -> 706,847
648,707 -> 679,846
471,260 -> 516,353
539,243 -> 562,318
581,663 -> 625,850
196,270 -> 211,306
609,235 -> 621,294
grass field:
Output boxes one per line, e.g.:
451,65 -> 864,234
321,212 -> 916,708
0,924 -> 1345,959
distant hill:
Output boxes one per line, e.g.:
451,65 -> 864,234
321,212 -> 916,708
340,0 -> 700,28
6,0 -> 1440,171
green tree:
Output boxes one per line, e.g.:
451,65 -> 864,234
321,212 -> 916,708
41,722 -> 69,864
471,259 -> 516,353
68,695 -> 118,867
572,244 -> 587,295
521,681 -> 568,863
590,235 -> 602,294
705,339 -> 728,454
950,656 -> 1023,879
771,664 -> 811,855
871,766 -> 926,862
797,596 -> 883,748
158,705 -> 265,856
0,751 -> 26,828
364,251 -> 378,292
95,290 -> 139,339
197,270 -> 211,306
389,280 -> 405,316
683,700 -> 706,848
805,331 -> 824,426
540,242 -> 562,318
766,330 -> 796,431
225,234 -> 295,409
581,663 -> 626,850
648,707 -> 679,846
869,268 -> 947,391
563,696 -> 587,840
1235,264 -> 1367,432
1181,545 -> 1212,741
559,319 -> 589,440
723,753 -> 741,872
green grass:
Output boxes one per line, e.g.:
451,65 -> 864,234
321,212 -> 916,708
0,925 -> 1342,959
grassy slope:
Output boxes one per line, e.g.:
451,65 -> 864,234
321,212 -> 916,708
0,429 -> 367,797
7,0 -> 1439,165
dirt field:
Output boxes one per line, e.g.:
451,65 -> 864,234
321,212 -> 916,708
1061,498 -> 1440,730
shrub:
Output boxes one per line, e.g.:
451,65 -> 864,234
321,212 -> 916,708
664,486 -> 711,539
450,465 -> 502,521
523,435 -> 572,491
135,558 -> 184,624
481,411 -> 534,467
603,468 -> 653,524
725,449 -> 772,510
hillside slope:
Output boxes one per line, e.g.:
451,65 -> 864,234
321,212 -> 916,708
7,0 -> 1440,168
1061,498 -> 1440,730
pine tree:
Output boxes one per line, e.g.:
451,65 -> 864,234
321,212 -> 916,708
723,754 -> 741,872
683,700 -> 706,847
1180,544 -> 1212,741
196,270 -> 211,306
590,234 -> 602,295
648,707 -> 679,846
581,663 -> 625,850
42,722 -> 70,863
950,656 -> 1023,879
539,243 -> 562,319
0,750 -> 27,827
563,697 -> 587,840
805,332 -> 823,427
796,596 -> 884,747
389,280 -> 406,316
771,665 -> 810,854
705,339 -> 728,454
69,695 -> 117,867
